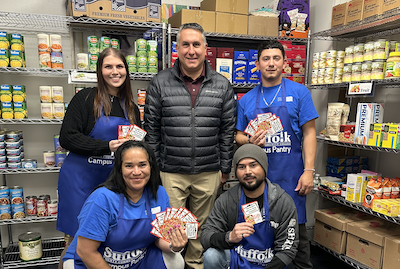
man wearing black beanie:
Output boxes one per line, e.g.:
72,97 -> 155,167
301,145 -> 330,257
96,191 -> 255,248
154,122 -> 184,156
201,144 -> 299,269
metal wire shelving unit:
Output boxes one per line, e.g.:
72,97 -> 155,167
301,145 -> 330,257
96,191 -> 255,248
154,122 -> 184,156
2,238 -> 64,269
0,167 -> 60,175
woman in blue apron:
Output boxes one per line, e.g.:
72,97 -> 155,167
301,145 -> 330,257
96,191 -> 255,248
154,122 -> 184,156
57,48 -> 141,266
63,141 -> 187,269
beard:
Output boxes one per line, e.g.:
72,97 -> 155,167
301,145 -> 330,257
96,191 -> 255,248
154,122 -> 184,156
240,176 -> 264,192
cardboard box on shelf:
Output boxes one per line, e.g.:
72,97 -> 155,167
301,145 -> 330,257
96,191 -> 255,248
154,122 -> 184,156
382,0 -> 400,14
382,235 -> 400,269
217,48 -> 234,59
68,0 -> 162,23
247,16 -> 278,37
314,207 -> 373,254
331,3 -> 347,28
346,219 -> 400,269
200,0 -> 249,15
363,0 -> 384,20
345,0 -> 365,24
215,12 -> 248,35
67,0 -> 89,17
168,9 -> 216,32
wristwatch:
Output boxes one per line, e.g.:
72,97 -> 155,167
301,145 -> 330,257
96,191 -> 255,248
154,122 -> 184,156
225,231 -> 233,245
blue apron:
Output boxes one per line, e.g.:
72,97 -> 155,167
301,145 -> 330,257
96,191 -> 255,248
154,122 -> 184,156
74,190 -> 167,269
230,182 -> 274,268
252,79 -> 306,224
57,106 -> 130,236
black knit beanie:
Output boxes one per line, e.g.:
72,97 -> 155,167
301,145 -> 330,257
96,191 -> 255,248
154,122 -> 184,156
233,144 -> 269,176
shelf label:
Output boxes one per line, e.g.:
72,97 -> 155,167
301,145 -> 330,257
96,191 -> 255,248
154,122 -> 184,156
348,82 -> 373,95
68,70 -> 97,84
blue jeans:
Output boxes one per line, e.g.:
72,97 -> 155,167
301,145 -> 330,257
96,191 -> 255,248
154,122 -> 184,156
203,248 -> 231,269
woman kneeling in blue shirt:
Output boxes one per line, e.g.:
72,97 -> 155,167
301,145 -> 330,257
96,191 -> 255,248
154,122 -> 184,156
63,140 -> 187,269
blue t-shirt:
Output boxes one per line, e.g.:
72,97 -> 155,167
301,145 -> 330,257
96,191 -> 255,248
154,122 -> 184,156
63,186 -> 170,261
236,79 -> 318,141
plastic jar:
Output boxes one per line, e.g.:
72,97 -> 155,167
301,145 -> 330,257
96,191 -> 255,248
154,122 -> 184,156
384,52 -> 400,78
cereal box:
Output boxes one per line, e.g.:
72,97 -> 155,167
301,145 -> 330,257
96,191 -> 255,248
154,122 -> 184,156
354,103 -> 384,145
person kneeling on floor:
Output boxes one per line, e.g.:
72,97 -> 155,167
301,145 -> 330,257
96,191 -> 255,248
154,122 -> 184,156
201,143 -> 299,269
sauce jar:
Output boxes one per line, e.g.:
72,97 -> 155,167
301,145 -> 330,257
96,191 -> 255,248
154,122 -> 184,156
385,52 -> 400,79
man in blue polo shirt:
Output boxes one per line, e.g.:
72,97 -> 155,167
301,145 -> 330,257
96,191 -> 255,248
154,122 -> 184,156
235,40 -> 318,269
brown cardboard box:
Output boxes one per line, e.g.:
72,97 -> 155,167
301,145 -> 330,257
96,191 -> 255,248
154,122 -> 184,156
314,207 -> 373,254
248,16 -> 278,37
82,0 -> 161,23
168,9 -> 216,33
346,233 -> 383,269
346,0 -> 365,24
382,235 -> 400,269
382,0 -> 400,14
363,0 -> 384,19
67,0 -> 89,17
331,3 -> 347,28
215,12 -> 248,35
346,219 -> 400,269
200,0 -> 249,15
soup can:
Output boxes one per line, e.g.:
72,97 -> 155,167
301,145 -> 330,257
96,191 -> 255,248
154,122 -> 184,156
7,155 -> 21,163
22,159 -> 37,169
345,46 -> 354,56
0,155 -> 5,163
25,196 -> 37,216
43,151 -> 55,167
0,204 -> 11,219
6,130 -> 19,141
311,69 -> 318,85
334,68 -> 343,84
87,36 -> 99,54
37,197 -> 48,217
100,36 -> 110,52
55,152 -> 66,167
10,186 -> 23,204
48,200 -> 58,216
324,67 -> 334,84
111,38 -> 120,50
54,135 -> 66,152
312,52 -> 319,69
12,203 -> 25,218
18,232 -> 42,261
0,186 -> 10,205
317,68 -> 325,84
7,162 -> 21,169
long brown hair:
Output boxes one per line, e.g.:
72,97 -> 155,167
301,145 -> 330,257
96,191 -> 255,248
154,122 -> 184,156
94,48 -> 136,124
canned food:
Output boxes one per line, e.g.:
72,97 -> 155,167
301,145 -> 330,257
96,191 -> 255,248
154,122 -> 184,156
324,67 -> 334,84
7,155 -> 21,163
352,63 -> 362,73
373,49 -> 388,60
311,69 -> 318,85
344,55 -> 353,64
12,85 -> 26,102
87,36 -> 99,54
136,39 -> 147,57
0,204 -> 11,219
0,32 -> 9,50
5,130 -> 18,141
55,152 -> 66,167
0,155 -> 5,163
53,135 -> 65,152
0,147 -> 4,154
147,40 -> 158,57
39,86 -> 52,103
25,196 -> 37,216
351,72 -> 361,82
312,52 -> 319,69
6,148 -> 21,156
353,53 -> 364,63
111,38 -> 120,50
12,203 -> 25,218
9,50 -> 23,68
371,60 -> 386,80
345,46 -> 354,56
41,103 -> 53,119
0,186 -> 10,205
0,85 -> 12,102
50,34 -> 62,52
37,198 -> 48,217
136,56 -> 148,72
0,49 -> 9,67
336,51 -> 345,68
18,232 -> 42,261
0,163 -> 6,169
43,151 -> 55,167
76,53 -> 88,70
343,64 -> 352,74
7,162 -> 21,169
89,53 -> 98,71
10,186 -> 23,204
0,130 -> 5,142
147,57 -> 158,73
364,51 -> 374,61
334,68 -> 343,84
361,71 -> 371,81
354,43 -> 365,54
374,39 -> 387,50
364,41 -> 374,53
390,41 -> 397,53
22,159 -> 37,169
48,200 -> 58,215
317,68 -> 325,84
5,139 -> 19,149
13,102 -> 27,119
50,52 -> 63,69
100,36 -> 111,52
362,61 -> 372,72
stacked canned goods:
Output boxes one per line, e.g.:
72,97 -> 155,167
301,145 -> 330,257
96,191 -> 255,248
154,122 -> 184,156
37,33 -> 63,69
26,194 -> 54,217
0,31 -> 26,68
0,84 -> 28,119
0,186 -> 25,219
83,36 -> 120,71
311,50 -> 344,84
37,194 -> 51,217
53,134 -> 67,167
39,86 -> 65,119
0,130 -> 24,169
135,39 -> 159,73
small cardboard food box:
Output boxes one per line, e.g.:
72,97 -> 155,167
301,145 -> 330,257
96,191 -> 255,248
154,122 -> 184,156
382,234 -> 400,269
363,0 -> 383,20
200,0 -> 249,15
346,219 -> 400,269
314,207 -> 373,254
331,3 -> 347,28
345,0 -> 364,25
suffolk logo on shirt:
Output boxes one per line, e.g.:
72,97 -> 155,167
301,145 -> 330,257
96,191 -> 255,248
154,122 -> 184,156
234,245 -> 274,266
264,131 -> 292,154
103,247 -> 147,268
